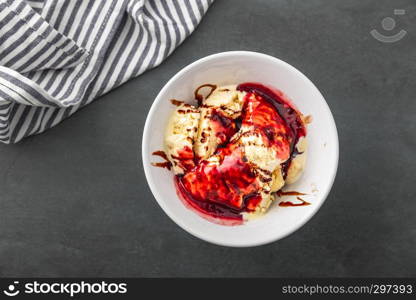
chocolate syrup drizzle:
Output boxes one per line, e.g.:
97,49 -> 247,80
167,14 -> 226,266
194,84 -> 217,106
151,150 -> 172,170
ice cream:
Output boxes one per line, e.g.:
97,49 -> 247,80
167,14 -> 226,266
194,85 -> 244,160
162,83 -> 309,225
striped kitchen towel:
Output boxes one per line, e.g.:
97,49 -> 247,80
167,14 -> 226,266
0,0 -> 213,144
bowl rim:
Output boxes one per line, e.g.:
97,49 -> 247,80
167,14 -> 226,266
142,50 -> 339,247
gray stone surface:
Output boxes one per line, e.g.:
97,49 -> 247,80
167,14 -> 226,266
0,0 -> 415,277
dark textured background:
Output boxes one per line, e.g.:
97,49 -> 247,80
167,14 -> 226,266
0,0 -> 415,277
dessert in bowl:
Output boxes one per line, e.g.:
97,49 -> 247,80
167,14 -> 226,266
163,83 -> 310,225
142,51 -> 338,247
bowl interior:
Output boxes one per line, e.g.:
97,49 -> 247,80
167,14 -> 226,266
143,52 -> 338,247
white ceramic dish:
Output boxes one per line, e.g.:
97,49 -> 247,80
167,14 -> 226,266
142,51 -> 338,247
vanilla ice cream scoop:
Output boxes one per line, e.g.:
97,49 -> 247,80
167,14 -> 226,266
165,103 -> 200,175
203,85 -> 245,118
194,85 -> 244,160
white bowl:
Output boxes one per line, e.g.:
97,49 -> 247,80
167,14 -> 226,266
142,51 -> 338,247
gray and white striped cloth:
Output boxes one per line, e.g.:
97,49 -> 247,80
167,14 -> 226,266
0,0 -> 213,144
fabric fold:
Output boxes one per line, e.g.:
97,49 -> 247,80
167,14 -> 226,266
0,0 -> 89,73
